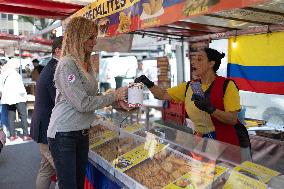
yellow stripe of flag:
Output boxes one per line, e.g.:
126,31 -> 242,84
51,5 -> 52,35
228,31 -> 284,66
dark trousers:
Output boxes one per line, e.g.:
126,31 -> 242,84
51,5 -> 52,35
1,104 -> 9,128
48,130 -> 89,189
7,102 -> 29,136
202,131 -> 216,139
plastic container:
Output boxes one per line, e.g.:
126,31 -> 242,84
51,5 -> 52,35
162,112 -> 185,125
162,100 -> 186,125
163,100 -> 185,115
127,82 -> 144,108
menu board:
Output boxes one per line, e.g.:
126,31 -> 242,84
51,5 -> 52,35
65,0 -> 266,38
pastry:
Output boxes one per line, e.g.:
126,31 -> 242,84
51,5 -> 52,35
126,151 -> 193,189
162,162 -> 173,173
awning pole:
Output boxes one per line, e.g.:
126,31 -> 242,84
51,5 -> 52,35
181,37 -> 186,82
18,41 -> 22,76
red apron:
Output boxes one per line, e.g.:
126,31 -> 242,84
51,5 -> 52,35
210,76 -> 240,146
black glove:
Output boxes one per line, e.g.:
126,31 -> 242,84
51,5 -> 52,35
192,94 -> 216,114
134,75 -> 154,88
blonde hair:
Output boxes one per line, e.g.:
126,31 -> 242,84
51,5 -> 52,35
61,16 -> 98,77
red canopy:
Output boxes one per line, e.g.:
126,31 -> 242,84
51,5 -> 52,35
0,33 -> 52,46
0,0 -> 83,19
0,0 -> 283,44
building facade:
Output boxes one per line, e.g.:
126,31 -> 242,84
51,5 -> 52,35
0,14 -> 36,36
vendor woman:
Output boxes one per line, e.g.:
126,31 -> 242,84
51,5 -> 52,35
134,47 -> 251,162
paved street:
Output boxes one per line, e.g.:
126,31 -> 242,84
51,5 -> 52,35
0,140 -> 40,189
0,110 -> 161,189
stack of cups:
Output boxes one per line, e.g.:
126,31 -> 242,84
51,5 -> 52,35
127,82 -> 144,108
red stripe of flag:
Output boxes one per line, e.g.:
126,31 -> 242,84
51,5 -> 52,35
84,176 -> 95,189
230,77 -> 284,95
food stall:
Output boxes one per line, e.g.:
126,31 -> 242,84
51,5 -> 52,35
60,0 -> 284,188
85,116 -> 284,189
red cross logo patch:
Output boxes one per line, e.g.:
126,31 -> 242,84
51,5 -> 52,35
67,74 -> 76,83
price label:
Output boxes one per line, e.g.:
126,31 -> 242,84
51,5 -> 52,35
224,171 -> 267,189
163,170 -> 212,189
89,138 -> 106,149
114,143 -> 165,172
89,131 -> 118,149
234,163 -> 277,184
241,161 -> 280,179
123,123 -> 143,133
213,165 -> 228,178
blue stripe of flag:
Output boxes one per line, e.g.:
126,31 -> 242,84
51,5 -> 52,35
227,63 -> 284,82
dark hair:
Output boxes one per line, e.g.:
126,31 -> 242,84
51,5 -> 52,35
32,59 -> 39,63
52,36 -> 63,55
204,47 -> 225,72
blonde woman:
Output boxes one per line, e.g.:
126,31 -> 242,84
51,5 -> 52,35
47,17 -> 128,189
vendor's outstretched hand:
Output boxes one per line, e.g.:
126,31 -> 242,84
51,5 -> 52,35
192,94 -> 216,114
117,100 -> 131,111
134,75 -> 154,88
114,87 -> 128,101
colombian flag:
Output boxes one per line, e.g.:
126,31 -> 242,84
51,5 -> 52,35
84,161 -> 121,189
227,32 -> 284,95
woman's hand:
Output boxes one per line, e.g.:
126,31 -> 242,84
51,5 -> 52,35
114,86 -> 128,101
116,100 -> 140,112
105,87 -> 133,111
117,100 -> 133,111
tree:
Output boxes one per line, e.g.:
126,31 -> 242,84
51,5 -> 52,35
18,16 -> 55,39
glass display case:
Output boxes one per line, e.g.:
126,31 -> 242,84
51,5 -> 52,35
88,113 -> 283,189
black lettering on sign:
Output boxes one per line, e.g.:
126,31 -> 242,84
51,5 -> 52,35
92,8 -> 97,19
114,0 -> 120,10
121,0 -> 126,7
85,9 -> 93,20
106,1 -> 114,12
93,7 -> 99,18
102,2 -> 108,15
86,0 -> 129,19
97,4 -> 103,16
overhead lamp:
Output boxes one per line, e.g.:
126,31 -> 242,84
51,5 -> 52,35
267,25 -> 272,36
232,30 -> 237,48
232,37 -> 237,48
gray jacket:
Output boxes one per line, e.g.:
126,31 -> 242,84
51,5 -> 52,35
47,56 -> 116,138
